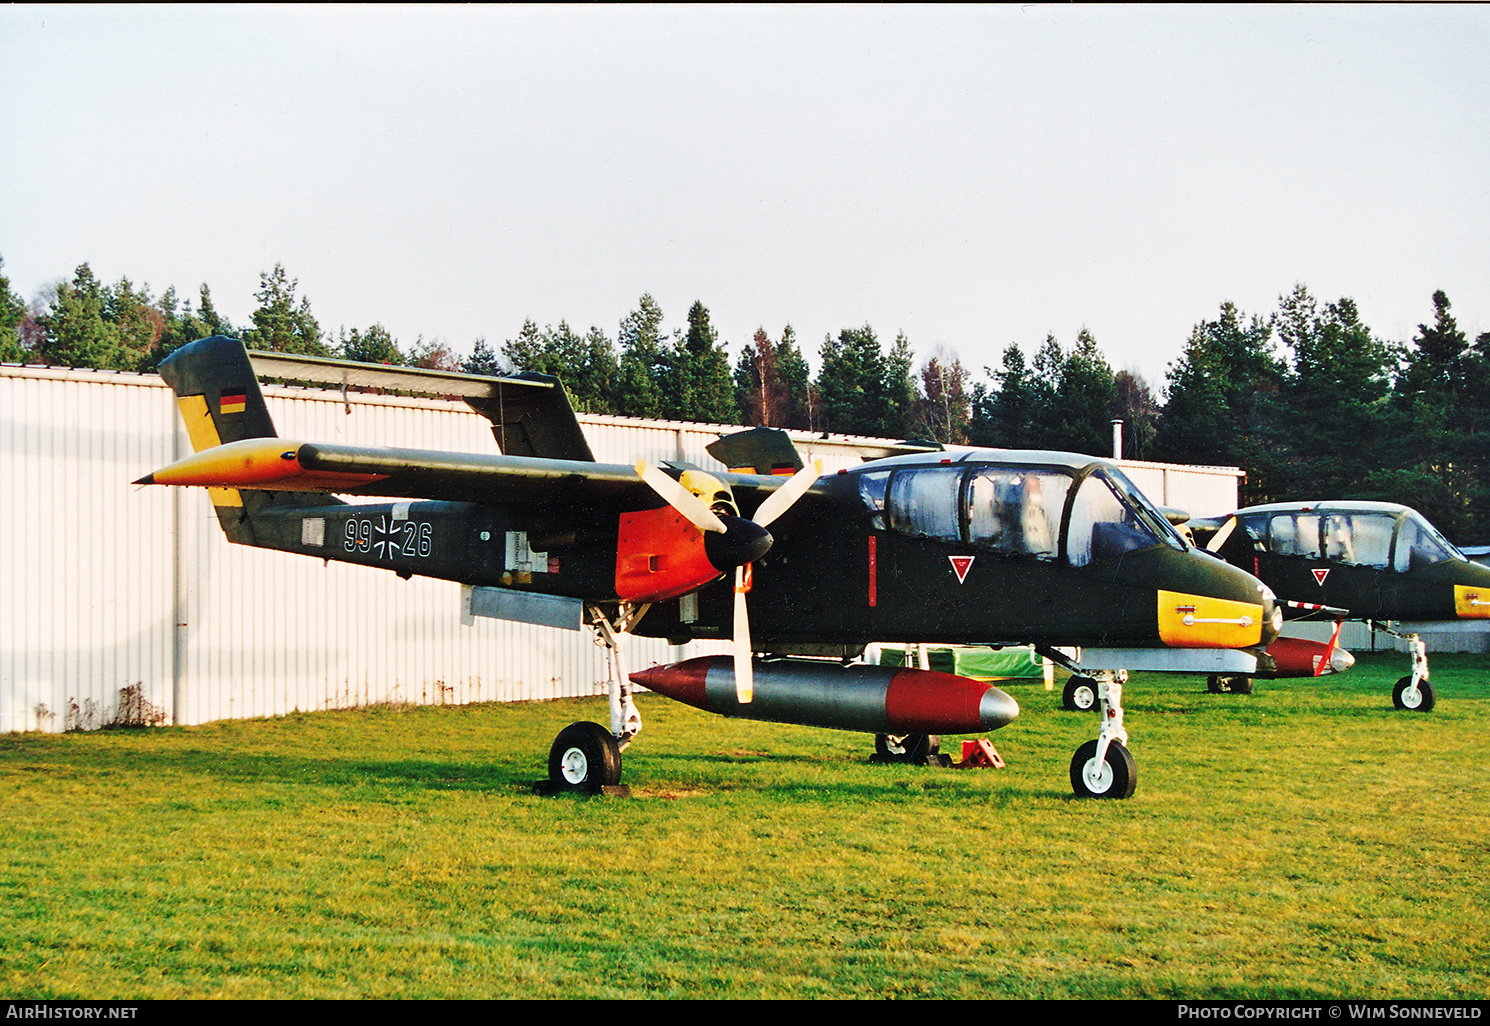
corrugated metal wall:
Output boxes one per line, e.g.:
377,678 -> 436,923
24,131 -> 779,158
1115,459 -> 1245,520
2,365 -> 1244,733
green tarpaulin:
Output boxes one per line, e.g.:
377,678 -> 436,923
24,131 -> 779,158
877,646 -> 1046,679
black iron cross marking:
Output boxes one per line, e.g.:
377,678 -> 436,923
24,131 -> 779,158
372,516 -> 401,559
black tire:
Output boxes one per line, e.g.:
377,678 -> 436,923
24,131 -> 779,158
548,721 -> 622,793
1207,674 -> 1253,695
874,733 -> 940,763
1062,675 -> 1099,711
1392,676 -> 1436,713
1069,739 -> 1137,799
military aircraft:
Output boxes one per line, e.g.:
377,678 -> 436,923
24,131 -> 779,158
136,336 -> 1284,799
1191,500 -> 1490,711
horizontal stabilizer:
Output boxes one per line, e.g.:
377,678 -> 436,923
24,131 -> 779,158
706,426 -> 804,476
248,351 -> 594,462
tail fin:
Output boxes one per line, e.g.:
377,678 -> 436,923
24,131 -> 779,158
156,336 -> 326,545
158,335 -> 279,449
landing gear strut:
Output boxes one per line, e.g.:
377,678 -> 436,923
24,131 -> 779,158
1373,622 -> 1436,713
1039,648 -> 1137,799
542,601 -> 649,794
1068,670 -> 1137,799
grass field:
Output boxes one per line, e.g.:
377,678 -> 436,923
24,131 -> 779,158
2,652 -> 1487,1000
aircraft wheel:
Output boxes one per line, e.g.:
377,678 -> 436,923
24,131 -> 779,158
548,721 -> 622,793
1062,675 -> 1099,711
1392,677 -> 1436,713
875,733 -> 940,763
1207,674 -> 1253,695
1069,739 -> 1137,799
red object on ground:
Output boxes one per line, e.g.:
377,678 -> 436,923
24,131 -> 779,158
956,739 -> 1006,769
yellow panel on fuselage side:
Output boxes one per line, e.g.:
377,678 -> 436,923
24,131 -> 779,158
1455,584 -> 1490,618
1157,590 -> 1264,648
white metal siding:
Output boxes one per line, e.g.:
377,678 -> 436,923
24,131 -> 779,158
1112,459 -> 1245,520
2,365 -> 1244,733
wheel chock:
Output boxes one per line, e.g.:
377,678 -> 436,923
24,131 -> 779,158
954,739 -> 1006,769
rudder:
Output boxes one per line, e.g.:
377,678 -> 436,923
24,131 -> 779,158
156,336 -> 331,545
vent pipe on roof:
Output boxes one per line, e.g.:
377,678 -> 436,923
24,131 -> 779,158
1112,419 -> 1124,459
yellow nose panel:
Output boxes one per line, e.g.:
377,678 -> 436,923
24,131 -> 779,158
1455,585 -> 1490,618
1158,590 -> 1265,648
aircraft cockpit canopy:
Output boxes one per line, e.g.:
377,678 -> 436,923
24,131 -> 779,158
856,459 -> 1187,566
1238,506 -> 1467,572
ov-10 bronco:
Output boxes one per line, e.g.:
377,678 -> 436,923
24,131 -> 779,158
1192,501 -> 1490,711
137,336 -> 1283,798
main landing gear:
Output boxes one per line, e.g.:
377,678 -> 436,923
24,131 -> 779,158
548,721 -> 622,794
1206,674 -> 1254,695
1062,675 -> 1099,711
542,602 -> 648,795
873,733 -> 941,764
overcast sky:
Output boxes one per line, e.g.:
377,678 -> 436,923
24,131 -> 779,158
2,4 -> 1486,388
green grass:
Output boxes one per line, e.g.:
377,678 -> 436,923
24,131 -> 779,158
2,653 -> 1487,999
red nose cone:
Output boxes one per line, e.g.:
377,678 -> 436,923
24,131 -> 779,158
629,657 -> 712,708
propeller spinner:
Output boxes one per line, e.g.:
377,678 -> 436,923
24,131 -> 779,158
636,459 -> 822,702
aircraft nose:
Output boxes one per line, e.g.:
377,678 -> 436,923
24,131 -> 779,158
703,515 -> 772,573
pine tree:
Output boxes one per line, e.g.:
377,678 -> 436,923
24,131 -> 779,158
0,257 -> 26,363
1053,328 -> 1117,456
968,344 -> 1036,448
880,331 -> 917,438
616,294 -> 668,420
462,337 -> 503,376
36,264 -> 121,368
340,324 -> 404,364
243,264 -> 327,356
775,325 -> 814,430
816,324 -> 893,436
1268,285 -> 1390,501
671,301 -> 736,423
1378,291 -> 1478,539
1152,301 -> 1283,501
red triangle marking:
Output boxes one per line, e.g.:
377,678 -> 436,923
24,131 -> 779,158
949,555 -> 975,584
1312,568 -> 1330,586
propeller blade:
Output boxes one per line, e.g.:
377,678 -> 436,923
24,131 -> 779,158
752,458 -> 822,528
635,461 -> 727,534
733,565 -> 754,703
